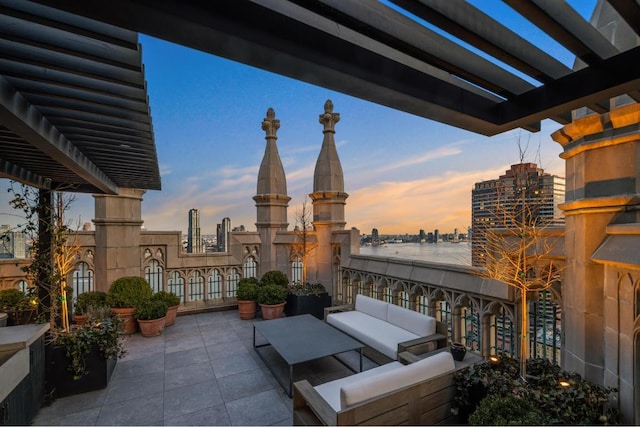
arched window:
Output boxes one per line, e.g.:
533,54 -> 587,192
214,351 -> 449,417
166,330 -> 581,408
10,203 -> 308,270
16,280 -> 28,294
167,271 -> 185,303
291,256 -> 303,284
243,256 -> 257,279
189,271 -> 204,301
416,294 -> 429,315
208,270 -> 223,300
72,262 -> 93,296
227,268 -> 240,298
398,290 -> 409,308
145,259 -> 163,293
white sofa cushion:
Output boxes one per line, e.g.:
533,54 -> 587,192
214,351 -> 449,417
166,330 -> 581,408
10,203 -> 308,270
387,303 -> 436,337
314,362 -> 404,411
327,310 -> 419,359
354,294 -> 388,321
340,352 -> 455,410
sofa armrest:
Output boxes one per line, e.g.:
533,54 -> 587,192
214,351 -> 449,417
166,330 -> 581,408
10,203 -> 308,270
398,333 -> 447,355
323,303 -> 353,321
293,380 -> 337,426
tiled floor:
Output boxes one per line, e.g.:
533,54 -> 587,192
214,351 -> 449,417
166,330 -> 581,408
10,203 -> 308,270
33,310 -> 375,426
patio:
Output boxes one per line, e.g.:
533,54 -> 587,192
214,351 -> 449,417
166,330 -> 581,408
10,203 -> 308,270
32,310 -> 376,426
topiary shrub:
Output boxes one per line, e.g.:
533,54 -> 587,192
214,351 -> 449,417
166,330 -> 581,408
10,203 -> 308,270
236,278 -> 260,301
152,291 -> 180,307
257,283 -> 287,305
106,276 -> 153,309
469,394 -> 545,425
260,270 -> 289,288
135,299 -> 168,320
75,291 -> 108,315
0,288 -> 38,311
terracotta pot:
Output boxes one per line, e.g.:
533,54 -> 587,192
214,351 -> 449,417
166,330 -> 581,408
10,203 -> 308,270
165,304 -> 179,326
259,302 -> 286,320
74,314 -> 88,326
111,307 -> 137,334
237,300 -> 257,320
137,316 -> 166,337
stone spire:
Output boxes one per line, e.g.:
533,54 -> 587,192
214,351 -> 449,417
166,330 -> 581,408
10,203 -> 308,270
256,108 -> 288,196
254,107 -> 290,275
313,100 -> 344,193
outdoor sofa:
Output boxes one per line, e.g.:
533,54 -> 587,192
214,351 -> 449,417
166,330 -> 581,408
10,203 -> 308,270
293,350 -> 457,425
324,294 -> 447,363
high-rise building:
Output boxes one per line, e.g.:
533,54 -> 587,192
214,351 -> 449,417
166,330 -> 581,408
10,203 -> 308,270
471,163 -> 565,266
187,208 -> 202,253
0,225 -> 26,259
218,217 -> 231,253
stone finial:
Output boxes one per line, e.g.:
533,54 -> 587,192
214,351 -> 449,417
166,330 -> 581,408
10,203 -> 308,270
319,99 -> 340,132
262,107 -> 280,138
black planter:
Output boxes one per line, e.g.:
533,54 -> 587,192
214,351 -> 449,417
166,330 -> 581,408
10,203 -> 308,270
284,292 -> 332,319
49,344 -> 116,398
450,343 -> 467,361
6,309 -> 36,326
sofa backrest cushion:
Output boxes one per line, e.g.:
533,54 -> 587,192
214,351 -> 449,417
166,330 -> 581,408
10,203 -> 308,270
387,303 -> 436,337
354,294 -> 388,321
339,351 -> 455,410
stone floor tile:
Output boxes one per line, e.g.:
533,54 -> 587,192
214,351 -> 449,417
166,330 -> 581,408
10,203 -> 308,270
270,415 -> 294,425
164,361 -> 215,391
225,389 -> 290,426
217,368 -> 274,402
201,328 -> 239,347
164,333 -> 205,354
35,388 -> 107,419
96,392 -> 164,426
163,379 -> 223,420
165,346 -> 210,370
41,407 -> 101,426
211,351 -> 260,378
104,370 -> 164,404
111,353 -> 164,381
205,339 -> 247,359
163,403 -> 231,426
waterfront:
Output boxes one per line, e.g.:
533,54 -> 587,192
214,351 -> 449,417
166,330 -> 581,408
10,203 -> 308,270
359,242 -> 471,266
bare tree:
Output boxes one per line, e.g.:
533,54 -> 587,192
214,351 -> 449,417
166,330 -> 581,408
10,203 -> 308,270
292,199 -> 314,284
473,167 -> 563,378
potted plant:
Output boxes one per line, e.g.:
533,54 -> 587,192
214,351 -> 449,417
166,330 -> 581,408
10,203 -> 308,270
152,291 -> 181,326
74,291 -> 108,326
236,277 -> 259,319
260,270 -> 289,288
135,298 -> 168,337
106,276 -> 153,334
49,306 -> 125,397
0,288 -> 39,326
257,283 -> 287,320
285,282 -> 331,319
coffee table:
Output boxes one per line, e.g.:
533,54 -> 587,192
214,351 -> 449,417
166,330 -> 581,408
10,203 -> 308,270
253,314 -> 363,397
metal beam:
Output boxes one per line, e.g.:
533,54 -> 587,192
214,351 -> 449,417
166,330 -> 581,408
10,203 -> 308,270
0,76 -> 119,194
607,0 -> 640,36
0,159 -> 51,189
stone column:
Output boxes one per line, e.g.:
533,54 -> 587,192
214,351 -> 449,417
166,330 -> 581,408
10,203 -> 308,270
93,188 -> 145,290
551,103 -> 640,385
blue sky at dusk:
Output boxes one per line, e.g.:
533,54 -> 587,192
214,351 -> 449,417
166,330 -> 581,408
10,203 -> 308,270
0,0 -> 596,235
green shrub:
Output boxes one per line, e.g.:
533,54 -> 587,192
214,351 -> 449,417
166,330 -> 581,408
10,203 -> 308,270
236,278 -> 260,300
453,355 -> 620,425
257,283 -> 287,305
106,276 -> 153,308
260,270 -> 288,288
469,394 -> 545,425
152,291 -> 180,307
75,291 -> 108,315
0,288 -> 38,311
288,282 -> 327,296
135,299 -> 168,320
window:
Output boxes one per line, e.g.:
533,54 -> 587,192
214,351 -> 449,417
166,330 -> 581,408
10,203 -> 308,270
291,256 -> 303,283
16,280 -> 29,294
227,268 -> 240,298
243,256 -> 257,278
398,290 -> 409,308
188,271 -> 204,301
208,270 -> 223,300
145,259 -> 163,293
167,271 -> 185,303
72,262 -> 93,296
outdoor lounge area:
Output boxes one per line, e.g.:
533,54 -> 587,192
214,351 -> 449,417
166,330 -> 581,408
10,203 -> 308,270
31,309 -> 381,426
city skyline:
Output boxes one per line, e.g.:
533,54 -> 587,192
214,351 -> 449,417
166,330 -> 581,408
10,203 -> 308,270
0,0 -> 594,235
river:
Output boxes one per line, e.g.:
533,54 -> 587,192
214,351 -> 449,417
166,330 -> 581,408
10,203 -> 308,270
358,242 -> 471,266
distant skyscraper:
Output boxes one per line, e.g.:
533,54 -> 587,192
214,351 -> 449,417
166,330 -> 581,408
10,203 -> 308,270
218,217 -> 231,253
187,208 -> 202,254
371,228 -> 379,245
0,225 -> 26,259
471,163 -> 565,266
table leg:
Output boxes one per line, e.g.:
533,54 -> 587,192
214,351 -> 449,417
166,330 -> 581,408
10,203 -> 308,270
253,325 -> 256,348
289,364 -> 294,398
359,348 -> 363,372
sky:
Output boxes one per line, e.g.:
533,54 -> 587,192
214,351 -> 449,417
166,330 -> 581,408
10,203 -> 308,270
0,0 -> 597,236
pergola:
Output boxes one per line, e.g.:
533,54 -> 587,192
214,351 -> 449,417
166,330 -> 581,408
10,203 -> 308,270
1,0 -> 639,192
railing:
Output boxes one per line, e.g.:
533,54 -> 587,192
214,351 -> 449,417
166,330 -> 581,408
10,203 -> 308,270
341,254 -> 562,365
